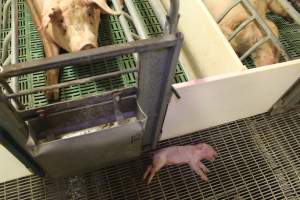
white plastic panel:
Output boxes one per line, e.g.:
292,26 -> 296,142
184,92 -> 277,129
0,145 -> 31,183
162,60 -> 300,140
161,0 -> 245,80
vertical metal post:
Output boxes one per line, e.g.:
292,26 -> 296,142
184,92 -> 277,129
138,33 -> 183,147
111,0 -> 138,62
124,0 -> 149,39
10,0 -> 19,105
277,0 -> 300,25
149,0 -> 180,34
148,0 -> 167,31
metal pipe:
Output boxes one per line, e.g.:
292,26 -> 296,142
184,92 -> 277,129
3,54 -> 11,66
228,16 -> 255,41
240,37 -> 269,60
124,0 -> 149,39
11,0 -> 18,65
6,69 -> 138,98
149,0 -> 180,34
166,0 -> 179,34
217,0 -> 242,23
277,0 -> 300,26
10,0 -> 19,95
148,0 -> 167,31
0,35 -> 178,78
111,0 -> 138,62
0,79 -> 24,109
0,0 -> 3,32
1,31 -> 12,63
241,0 -> 290,61
2,0 -> 12,28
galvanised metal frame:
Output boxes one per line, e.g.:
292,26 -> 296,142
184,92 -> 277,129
0,0 -> 21,109
111,0 -> 181,144
0,0 -> 183,178
216,0 -> 300,62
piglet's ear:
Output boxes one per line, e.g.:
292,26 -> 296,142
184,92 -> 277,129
89,0 -> 121,15
41,8 -> 62,29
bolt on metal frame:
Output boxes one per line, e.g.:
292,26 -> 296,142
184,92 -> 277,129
0,0 -> 183,177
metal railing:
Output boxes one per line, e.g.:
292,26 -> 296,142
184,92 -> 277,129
216,0 -> 300,63
0,0 -> 183,177
0,0 -> 20,108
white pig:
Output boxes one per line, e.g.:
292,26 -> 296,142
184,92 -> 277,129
26,0 -> 120,101
203,0 -> 292,67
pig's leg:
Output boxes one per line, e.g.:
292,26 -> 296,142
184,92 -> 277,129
42,42 -> 60,101
145,158 -> 166,184
189,162 -> 209,182
26,0 -> 60,101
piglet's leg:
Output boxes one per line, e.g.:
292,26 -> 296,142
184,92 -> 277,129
198,162 -> 210,174
143,165 -> 152,181
189,162 -> 209,182
144,159 -> 165,184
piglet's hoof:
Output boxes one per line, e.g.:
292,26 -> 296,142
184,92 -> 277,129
143,143 -> 218,184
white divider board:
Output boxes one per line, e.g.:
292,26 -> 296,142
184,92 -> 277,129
161,0 -> 245,80
161,60 -> 300,140
0,145 -> 31,182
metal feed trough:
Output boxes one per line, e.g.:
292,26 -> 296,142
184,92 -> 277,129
0,0 -> 182,178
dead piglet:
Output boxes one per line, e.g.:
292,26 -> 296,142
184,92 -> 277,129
143,143 -> 218,184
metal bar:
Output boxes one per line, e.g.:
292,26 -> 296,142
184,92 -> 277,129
111,0 -> 138,62
277,0 -> 300,26
10,0 -> 20,109
240,37 -> 269,60
131,33 -> 140,40
11,0 -> 18,65
0,79 -> 24,109
0,0 -> 2,32
19,87 -> 137,119
241,0 -> 290,61
166,0 -> 179,34
149,0 -> 180,34
138,32 -> 183,147
0,35 -> 178,78
148,0 -> 167,31
6,69 -> 138,98
123,12 -> 133,22
124,0 -> 149,39
3,54 -> 11,66
1,31 -> 11,63
217,0 -> 242,23
2,0 -> 11,28
228,16 -> 255,41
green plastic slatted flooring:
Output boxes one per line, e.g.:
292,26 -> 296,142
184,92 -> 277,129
0,0 -> 188,109
243,13 -> 300,68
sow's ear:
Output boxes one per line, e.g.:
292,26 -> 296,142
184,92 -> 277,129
89,0 -> 121,15
41,8 -> 62,29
